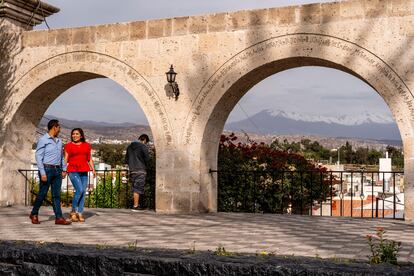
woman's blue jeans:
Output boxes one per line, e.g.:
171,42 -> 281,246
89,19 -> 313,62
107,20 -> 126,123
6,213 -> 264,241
69,172 -> 88,213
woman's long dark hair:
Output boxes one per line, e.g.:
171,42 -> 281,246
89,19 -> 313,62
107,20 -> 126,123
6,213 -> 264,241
71,128 -> 86,142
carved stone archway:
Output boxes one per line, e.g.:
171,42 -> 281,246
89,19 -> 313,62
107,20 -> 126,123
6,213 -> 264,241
183,34 -> 414,215
2,0 -> 414,219
0,51 -> 172,206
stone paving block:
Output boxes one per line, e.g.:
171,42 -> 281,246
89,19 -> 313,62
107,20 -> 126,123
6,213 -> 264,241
1,206 -> 414,262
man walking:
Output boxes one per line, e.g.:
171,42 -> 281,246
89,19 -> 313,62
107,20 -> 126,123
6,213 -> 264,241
29,119 -> 71,225
125,134 -> 150,211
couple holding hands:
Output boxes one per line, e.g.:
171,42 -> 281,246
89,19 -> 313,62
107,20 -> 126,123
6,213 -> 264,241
29,119 -> 96,225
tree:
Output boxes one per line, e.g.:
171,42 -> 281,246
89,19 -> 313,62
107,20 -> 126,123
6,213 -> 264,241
368,150 -> 382,165
93,143 -> 128,167
354,147 -> 369,164
301,140 -> 330,161
271,139 -> 301,153
386,146 -> 404,169
341,141 -> 354,164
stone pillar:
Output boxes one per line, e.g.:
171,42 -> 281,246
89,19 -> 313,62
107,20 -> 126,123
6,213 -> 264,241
156,147 -> 199,213
155,143 -> 216,214
0,116 -> 37,206
0,0 -> 59,206
403,136 -> 414,221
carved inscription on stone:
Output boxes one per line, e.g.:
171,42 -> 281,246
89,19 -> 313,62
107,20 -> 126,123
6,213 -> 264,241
18,52 -> 173,145
128,69 -> 172,144
183,34 -> 413,144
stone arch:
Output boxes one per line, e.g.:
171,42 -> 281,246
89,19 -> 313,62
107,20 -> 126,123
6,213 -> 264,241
186,33 -> 414,214
0,51 -> 172,205
8,51 -> 173,145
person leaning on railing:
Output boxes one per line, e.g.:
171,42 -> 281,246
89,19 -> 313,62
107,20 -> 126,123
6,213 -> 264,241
64,128 -> 96,222
29,119 -> 72,225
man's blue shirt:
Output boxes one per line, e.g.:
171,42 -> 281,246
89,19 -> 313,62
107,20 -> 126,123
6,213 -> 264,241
35,133 -> 67,176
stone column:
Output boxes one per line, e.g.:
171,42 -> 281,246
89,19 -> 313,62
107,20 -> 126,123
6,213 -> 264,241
0,0 -> 59,206
403,137 -> 414,221
155,142 -> 217,214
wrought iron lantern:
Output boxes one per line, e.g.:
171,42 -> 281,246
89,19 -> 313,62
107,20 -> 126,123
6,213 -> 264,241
166,65 -> 179,100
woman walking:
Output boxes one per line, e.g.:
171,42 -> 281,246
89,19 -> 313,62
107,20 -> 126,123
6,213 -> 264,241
64,128 -> 96,222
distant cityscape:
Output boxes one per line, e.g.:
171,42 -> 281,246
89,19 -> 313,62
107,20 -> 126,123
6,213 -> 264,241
39,113 -> 402,151
33,114 -> 404,219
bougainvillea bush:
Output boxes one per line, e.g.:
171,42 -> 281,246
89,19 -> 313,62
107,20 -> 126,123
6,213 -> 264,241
217,133 -> 331,214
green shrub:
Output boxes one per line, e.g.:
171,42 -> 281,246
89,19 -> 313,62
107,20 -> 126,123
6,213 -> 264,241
367,227 -> 401,264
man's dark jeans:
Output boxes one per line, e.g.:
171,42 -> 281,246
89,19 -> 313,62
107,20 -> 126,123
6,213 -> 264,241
31,167 -> 63,218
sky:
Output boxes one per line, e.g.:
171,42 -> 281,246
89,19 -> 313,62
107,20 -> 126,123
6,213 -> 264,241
37,0 -> 393,125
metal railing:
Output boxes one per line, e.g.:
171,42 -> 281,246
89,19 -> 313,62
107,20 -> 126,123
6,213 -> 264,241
18,169 -> 155,210
210,169 -> 405,220
19,168 -> 404,219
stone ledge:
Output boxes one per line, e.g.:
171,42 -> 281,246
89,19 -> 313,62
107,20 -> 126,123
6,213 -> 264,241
22,0 -> 414,47
0,0 -> 59,29
0,240 -> 413,275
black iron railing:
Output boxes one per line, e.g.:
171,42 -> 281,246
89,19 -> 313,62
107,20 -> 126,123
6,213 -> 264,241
210,169 -> 405,220
19,168 -> 404,219
18,169 -> 155,210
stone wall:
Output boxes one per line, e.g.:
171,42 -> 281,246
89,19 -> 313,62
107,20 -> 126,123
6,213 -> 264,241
0,241 -> 413,275
2,0 -> 414,218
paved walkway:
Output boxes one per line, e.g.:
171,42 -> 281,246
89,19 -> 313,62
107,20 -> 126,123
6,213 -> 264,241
1,206 -> 414,262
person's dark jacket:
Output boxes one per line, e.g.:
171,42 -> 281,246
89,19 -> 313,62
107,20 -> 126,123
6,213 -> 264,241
125,141 -> 149,172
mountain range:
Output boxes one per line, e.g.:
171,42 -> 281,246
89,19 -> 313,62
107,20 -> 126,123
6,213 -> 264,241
39,116 -> 150,142
225,109 -> 401,141
40,110 -> 402,147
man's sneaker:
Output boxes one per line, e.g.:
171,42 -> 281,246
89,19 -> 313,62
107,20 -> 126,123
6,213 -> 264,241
131,206 -> 145,212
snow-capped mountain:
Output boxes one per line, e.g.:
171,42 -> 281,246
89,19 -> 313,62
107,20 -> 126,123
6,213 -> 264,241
268,110 -> 394,125
225,110 -> 400,140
